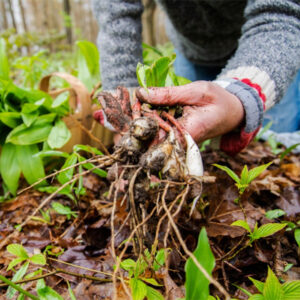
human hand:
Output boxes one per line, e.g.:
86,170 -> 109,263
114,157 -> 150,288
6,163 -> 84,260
136,81 -> 245,143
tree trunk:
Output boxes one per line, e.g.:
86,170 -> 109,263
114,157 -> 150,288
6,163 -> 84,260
0,0 -> 8,30
63,0 -> 72,45
142,0 -> 156,46
7,0 -> 18,32
30,0 -> 41,32
18,0 -> 27,32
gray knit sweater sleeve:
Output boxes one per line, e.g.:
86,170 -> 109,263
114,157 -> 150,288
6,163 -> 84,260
92,0 -> 143,90
217,0 -> 300,121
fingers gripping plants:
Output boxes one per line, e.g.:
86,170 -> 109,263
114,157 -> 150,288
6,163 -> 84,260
94,86 -> 204,181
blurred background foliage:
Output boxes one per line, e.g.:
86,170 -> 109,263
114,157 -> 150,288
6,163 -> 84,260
0,0 -> 169,89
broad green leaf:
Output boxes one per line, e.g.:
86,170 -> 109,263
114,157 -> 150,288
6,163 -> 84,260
35,150 -> 69,159
82,162 -> 107,177
5,114 -> 56,145
78,155 -> 107,178
7,257 -> 26,271
185,227 -> 215,300
73,144 -> 103,155
282,281 -> 300,300
51,202 -> 77,219
151,56 -> 174,87
135,257 -> 148,277
141,277 -> 162,286
57,153 -> 78,184
6,122 -> 52,145
36,278 -> 46,290
51,91 -> 69,108
16,144 -> 46,185
76,40 -> 100,92
249,277 -> 265,293
252,223 -> 286,240
240,165 -> 249,185
146,285 -> 164,300
176,75 -> 192,85
294,229 -> 300,248
0,112 -> 21,128
153,248 -> 168,271
6,261 -> 29,299
47,119 -> 71,149
17,294 -> 25,300
51,92 -> 70,116
21,103 -> 40,127
2,80 -> 51,106
120,258 -> 136,271
212,164 -> 240,184
30,254 -> 46,265
247,162 -> 273,183
129,278 -> 147,300
263,267 -> 284,300
142,43 -> 163,65
21,111 -> 39,127
144,248 -> 151,261
38,186 -> 74,200
0,38 -> 9,80
7,244 -> 29,259
231,220 -> 252,233
37,286 -> 64,300
265,209 -> 286,220
249,295 -> 265,300
165,70 -> 179,86
0,143 -> 21,195
136,62 -> 151,88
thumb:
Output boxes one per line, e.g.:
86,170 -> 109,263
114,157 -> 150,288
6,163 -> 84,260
136,81 -> 210,106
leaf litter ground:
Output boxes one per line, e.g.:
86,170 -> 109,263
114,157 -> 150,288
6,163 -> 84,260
0,140 -> 299,299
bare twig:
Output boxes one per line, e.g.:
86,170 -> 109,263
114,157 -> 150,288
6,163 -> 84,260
161,184 -> 230,300
0,161 -> 114,249
17,153 -> 117,195
112,207 -> 157,300
69,115 -> 110,155
128,167 -> 143,256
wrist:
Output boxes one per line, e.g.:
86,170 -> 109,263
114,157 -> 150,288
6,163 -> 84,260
213,78 -> 264,155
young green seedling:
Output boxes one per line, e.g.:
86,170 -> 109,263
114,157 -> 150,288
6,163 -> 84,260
213,162 -> 272,203
231,220 -> 287,245
51,201 -> 78,220
6,244 -> 46,299
236,266 -> 300,300
119,248 -> 168,300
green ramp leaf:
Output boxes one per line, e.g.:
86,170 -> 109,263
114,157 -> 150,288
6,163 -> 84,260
47,119 -> 71,149
0,143 -> 21,195
185,227 -> 215,300
263,267 -> 284,300
16,144 -> 46,185
282,280 -> 300,300
129,278 -> 147,300
6,244 -> 29,259
213,164 -> 240,184
6,262 -> 29,299
0,38 -> 9,80
295,228 -> 300,248
252,223 -> 286,241
76,40 -> 100,92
